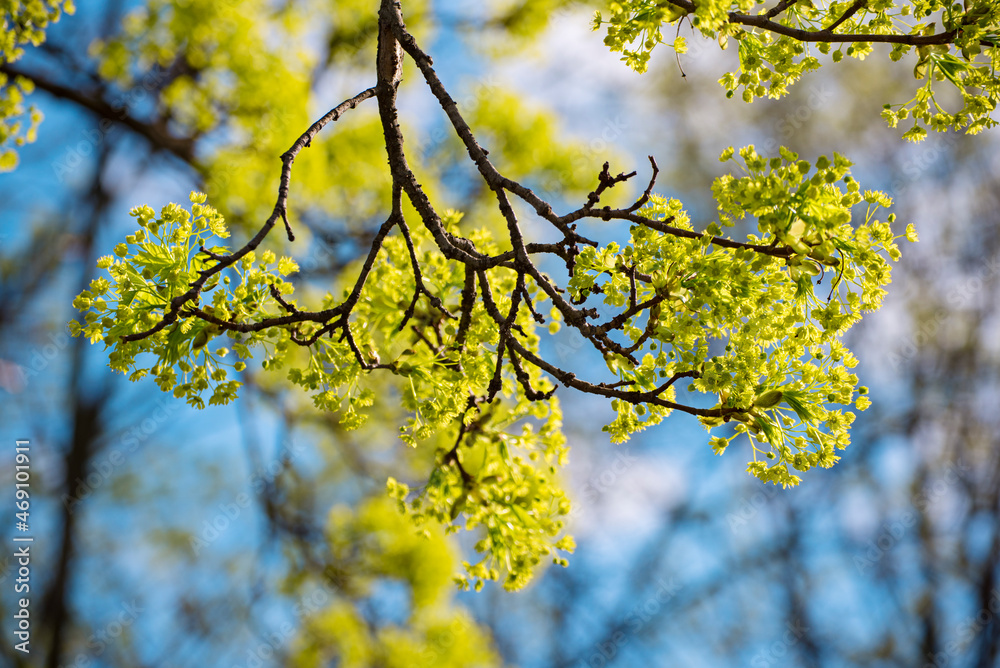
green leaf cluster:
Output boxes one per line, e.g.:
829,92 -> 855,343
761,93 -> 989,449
0,0 -> 72,59
0,0 -> 74,170
595,0 -> 1000,138
570,145 -> 909,486
69,192 -> 262,410
289,497 -> 503,667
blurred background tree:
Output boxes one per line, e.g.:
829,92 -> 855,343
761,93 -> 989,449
1,1 -> 999,667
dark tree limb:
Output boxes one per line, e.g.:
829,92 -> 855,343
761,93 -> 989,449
120,86 -> 377,343
125,0 -> 858,427
663,0 -> 994,46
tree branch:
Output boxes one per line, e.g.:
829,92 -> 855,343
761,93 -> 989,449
120,87 -> 377,343
663,0 -> 985,46
0,62 -> 197,163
